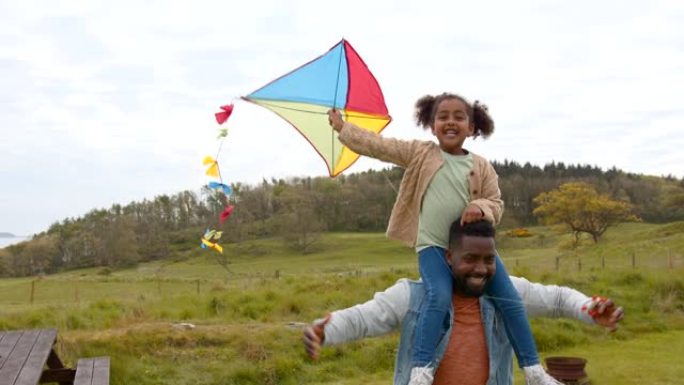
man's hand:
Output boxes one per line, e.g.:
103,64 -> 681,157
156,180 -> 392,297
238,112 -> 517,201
460,203 -> 484,225
583,296 -> 624,332
303,314 -> 331,360
328,109 -> 344,132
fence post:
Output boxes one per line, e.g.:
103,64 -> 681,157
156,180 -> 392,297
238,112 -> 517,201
274,270 -> 280,279
632,251 -> 636,269
555,256 -> 560,272
602,255 -> 605,270
516,259 -> 519,268
74,280 -> 79,303
196,279 -> 201,295
578,257 -> 582,272
30,280 -> 35,304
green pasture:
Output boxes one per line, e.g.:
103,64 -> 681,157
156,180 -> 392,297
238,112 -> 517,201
1,222 -> 683,384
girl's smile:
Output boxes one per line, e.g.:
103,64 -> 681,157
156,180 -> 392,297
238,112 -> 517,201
431,98 -> 474,155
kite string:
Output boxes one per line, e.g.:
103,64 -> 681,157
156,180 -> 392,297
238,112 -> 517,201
213,96 -> 239,188
214,138 -> 226,185
201,97 -> 240,254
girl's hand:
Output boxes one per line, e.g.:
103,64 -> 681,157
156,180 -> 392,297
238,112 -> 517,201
460,203 -> 484,225
328,109 -> 344,132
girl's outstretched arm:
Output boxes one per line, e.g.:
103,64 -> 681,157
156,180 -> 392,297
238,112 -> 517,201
328,109 -> 420,168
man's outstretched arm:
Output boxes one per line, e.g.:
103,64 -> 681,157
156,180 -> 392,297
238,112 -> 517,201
511,276 -> 624,330
303,278 -> 411,359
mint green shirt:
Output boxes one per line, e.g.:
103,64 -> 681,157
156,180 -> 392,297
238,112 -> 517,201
416,152 -> 473,251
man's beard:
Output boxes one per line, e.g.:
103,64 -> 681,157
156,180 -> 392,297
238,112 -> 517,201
453,274 -> 488,297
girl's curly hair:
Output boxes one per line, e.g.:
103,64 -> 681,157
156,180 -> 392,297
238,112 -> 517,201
414,93 -> 495,138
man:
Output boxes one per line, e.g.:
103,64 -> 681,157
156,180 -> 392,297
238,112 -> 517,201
303,220 -> 623,385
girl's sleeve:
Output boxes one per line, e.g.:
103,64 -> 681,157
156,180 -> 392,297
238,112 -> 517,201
338,122 -> 419,168
471,159 -> 504,225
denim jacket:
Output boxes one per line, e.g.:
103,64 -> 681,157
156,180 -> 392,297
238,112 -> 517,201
322,277 -> 594,385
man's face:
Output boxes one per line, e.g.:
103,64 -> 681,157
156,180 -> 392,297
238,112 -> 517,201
446,235 -> 496,297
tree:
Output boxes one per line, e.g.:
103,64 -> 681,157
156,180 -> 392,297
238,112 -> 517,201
0,248 -> 11,277
533,182 -> 640,243
20,234 -> 60,274
273,185 -> 325,254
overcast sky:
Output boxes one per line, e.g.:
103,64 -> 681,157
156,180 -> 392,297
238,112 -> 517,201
1,0 -> 682,236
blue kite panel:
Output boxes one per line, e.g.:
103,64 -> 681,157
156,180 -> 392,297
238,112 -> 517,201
248,42 -> 348,109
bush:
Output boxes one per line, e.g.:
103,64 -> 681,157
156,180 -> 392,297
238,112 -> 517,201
506,228 -> 533,238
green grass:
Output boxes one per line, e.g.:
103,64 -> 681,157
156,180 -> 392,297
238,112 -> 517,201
513,330 -> 684,385
1,222 -> 683,384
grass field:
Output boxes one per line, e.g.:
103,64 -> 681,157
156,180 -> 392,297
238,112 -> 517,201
1,222 -> 683,384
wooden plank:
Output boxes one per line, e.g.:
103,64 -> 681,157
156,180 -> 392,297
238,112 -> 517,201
14,329 -> 57,385
0,332 -> 22,371
92,357 -> 109,385
74,357 -> 110,385
0,330 -> 40,385
73,359 -> 94,385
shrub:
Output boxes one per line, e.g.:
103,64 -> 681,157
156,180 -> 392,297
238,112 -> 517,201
506,228 -> 533,238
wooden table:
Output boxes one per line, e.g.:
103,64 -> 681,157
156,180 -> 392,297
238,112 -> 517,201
0,329 -> 74,385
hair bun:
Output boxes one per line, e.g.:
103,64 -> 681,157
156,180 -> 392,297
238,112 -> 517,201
474,100 -> 489,113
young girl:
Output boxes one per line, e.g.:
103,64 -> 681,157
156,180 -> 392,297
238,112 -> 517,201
328,93 -> 560,385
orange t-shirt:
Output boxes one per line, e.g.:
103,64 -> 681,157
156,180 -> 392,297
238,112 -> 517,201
432,294 -> 489,385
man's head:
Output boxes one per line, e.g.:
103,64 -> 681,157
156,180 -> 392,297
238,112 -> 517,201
446,220 -> 497,297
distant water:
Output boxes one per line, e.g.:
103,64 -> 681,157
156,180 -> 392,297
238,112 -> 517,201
0,236 -> 29,248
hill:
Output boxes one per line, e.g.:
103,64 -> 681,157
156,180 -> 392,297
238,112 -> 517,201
0,232 -> 15,238
1,161 -> 683,277
0,222 -> 682,384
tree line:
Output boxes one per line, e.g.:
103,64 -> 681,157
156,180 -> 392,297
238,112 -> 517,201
1,161 -> 682,277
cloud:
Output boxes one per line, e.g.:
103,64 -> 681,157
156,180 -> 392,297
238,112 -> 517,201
0,0 -> 682,235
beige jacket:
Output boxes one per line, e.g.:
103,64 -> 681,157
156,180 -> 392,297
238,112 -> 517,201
339,122 -> 504,248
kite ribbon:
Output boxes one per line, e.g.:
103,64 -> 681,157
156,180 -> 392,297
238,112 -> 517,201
219,205 -> 234,224
200,103 -> 237,254
215,104 -> 234,125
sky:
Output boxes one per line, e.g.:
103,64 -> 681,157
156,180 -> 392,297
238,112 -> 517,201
1,0 -> 683,236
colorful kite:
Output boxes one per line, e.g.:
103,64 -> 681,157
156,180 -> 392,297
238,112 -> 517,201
220,39 -> 392,177
203,39 -> 390,254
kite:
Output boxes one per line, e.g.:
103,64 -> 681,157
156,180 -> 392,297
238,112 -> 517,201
202,39 -> 391,254
220,39 -> 392,177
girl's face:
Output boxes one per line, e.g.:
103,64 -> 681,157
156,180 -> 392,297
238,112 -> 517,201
431,98 -> 474,155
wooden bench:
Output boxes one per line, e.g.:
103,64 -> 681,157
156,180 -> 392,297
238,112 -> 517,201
1,328 -> 72,385
73,357 -> 110,385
